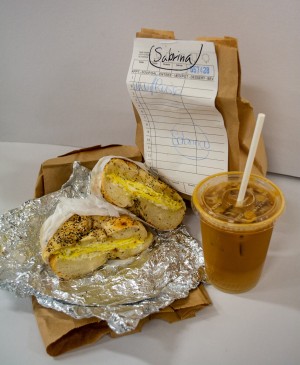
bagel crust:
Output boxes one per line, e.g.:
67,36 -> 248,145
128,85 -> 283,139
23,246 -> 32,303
100,158 -> 186,230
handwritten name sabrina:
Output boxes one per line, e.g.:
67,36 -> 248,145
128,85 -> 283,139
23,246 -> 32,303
149,44 -> 203,71
151,47 -> 193,64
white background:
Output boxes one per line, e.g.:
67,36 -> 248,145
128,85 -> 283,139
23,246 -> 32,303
0,0 -> 299,177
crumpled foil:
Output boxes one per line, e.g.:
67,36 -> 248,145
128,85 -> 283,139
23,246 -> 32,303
0,162 -> 204,334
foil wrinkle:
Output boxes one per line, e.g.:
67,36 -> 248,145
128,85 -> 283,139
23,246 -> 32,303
0,162 -> 204,334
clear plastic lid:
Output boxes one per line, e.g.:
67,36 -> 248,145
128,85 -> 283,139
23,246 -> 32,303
192,172 -> 285,232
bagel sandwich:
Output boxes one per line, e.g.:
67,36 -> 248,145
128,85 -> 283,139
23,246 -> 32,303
99,158 -> 186,230
41,214 -> 153,279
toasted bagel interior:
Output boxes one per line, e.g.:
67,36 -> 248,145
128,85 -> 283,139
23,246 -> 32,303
43,214 -> 153,279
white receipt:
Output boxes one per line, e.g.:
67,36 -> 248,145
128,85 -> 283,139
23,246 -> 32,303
126,38 -> 228,195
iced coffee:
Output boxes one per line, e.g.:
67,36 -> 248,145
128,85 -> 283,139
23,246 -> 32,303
192,172 -> 285,293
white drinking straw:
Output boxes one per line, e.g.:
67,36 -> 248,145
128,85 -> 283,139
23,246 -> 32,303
236,113 -> 265,207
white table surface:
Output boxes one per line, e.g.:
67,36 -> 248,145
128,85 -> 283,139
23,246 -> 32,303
0,142 -> 299,365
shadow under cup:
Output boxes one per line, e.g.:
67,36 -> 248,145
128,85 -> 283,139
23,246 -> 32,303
192,172 -> 285,294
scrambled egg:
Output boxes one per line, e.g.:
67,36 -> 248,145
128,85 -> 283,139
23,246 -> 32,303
107,173 -> 182,210
54,237 -> 144,259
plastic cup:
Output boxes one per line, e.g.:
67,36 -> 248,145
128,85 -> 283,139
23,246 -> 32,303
192,172 -> 285,293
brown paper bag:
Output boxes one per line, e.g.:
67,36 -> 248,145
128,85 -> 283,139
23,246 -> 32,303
33,286 -> 211,356
33,144 -> 212,356
133,29 -> 267,177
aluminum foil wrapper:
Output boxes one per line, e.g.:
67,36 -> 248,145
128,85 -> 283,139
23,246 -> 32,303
0,162 -> 204,334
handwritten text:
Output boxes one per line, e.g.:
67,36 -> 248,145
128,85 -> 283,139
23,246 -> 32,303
131,77 -> 181,95
149,45 -> 203,71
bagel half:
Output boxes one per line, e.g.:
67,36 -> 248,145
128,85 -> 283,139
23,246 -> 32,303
42,214 -> 153,279
100,158 -> 186,230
